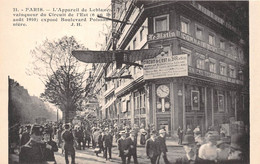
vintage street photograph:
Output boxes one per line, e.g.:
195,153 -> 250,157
4,0 -> 250,163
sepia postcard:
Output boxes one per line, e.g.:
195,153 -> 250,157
0,0 -> 259,163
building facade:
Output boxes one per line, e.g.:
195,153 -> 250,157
89,0 -> 249,136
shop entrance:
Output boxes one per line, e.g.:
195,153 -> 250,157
157,117 -> 171,136
186,115 -> 205,134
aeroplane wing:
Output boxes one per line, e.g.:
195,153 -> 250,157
72,50 -> 114,63
121,48 -> 163,63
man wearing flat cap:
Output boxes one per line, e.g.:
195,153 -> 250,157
19,124 -> 47,163
175,134 -> 200,164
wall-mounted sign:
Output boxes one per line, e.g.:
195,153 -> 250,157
188,67 -> 244,85
147,31 -> 176,41
143,54 -> 188,80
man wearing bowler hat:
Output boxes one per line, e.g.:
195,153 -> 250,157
103,128 -> 113,161
157,129 -> 170,164
227,133 -> 249,163
126,129 -> 138,164
175,134 -> 200,164
118,131 -> 128,164
19,124 -> 47,163
20,125 -> 31,146
146,130 -> 160,164
62,123 -> 75,164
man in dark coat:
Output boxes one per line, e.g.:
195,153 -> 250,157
62,123 -> 75,164
157,129 -> 170,164
57,125 -> 63,148
83,127 -> 91,149
118,131 -> 128,164
146,130 -> 160,164
177,126 -> 183,145
95,130 -> 103,156
43,128 -> 58,163
175,135 -> 200,164
19,124 -> 47,164
126,130 -> 138,164
103,128 -> 113,161
74,126 -> 84,150
20,125 -> 31,146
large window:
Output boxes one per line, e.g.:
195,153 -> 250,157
181,47 -> 192,66
134,89 -> 146,116
195,24 -> 203,40
209,58 -> 216,73
229,65 -> 236,78
220,40 -> 225,49
209,33 -> 215,45
196,54 -> 205,69
154,14 -> 169,33
220,62 -> 227,76
180,16 -> 190,34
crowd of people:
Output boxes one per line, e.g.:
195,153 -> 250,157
13,121 -> 249,164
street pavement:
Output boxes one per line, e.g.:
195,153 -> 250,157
10,139 -> 185,164
10,136 -> 185,164
53,144 -> 185,164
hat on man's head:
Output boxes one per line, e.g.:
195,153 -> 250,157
159,129 -> 166,134
25,124 -> 31,130
216,137 -> 230,146
119,131 -> 126,135
230,133 -> 247,150
150,130 -> 157,135
30,124 -> 44,136
207,134 -> 220,142
182,135 -> 195,145
64,123 -> 71,129
129,130 -> 135,134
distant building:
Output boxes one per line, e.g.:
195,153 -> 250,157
86,1 -> 249,135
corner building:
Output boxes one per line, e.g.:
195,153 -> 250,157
91,0 -> 249,136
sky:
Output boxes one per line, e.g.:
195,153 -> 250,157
0,0 -> 111,97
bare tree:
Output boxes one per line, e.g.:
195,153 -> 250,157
28,36 -> 88,122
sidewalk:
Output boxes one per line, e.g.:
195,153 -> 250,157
112,135 -> 182,148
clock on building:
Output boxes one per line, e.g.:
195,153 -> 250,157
156,85 -> 170,98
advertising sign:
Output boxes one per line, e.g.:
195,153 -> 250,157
143,54 -> 188,80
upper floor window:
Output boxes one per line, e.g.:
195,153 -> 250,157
181,47 -> 192,66
180,17 -> 190,34
196,54 -> 205,69
195,24 -> 203,40
209,33 -> 215,45
229,65 -> 236,78
220,40 -> 225,49
219,62 -> 227,76
209,58 -> 216,73
154,14 -> 169,33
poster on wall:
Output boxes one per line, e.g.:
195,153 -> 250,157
191,90 -> 200,110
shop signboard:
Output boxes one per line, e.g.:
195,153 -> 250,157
143,54 -> 188,80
